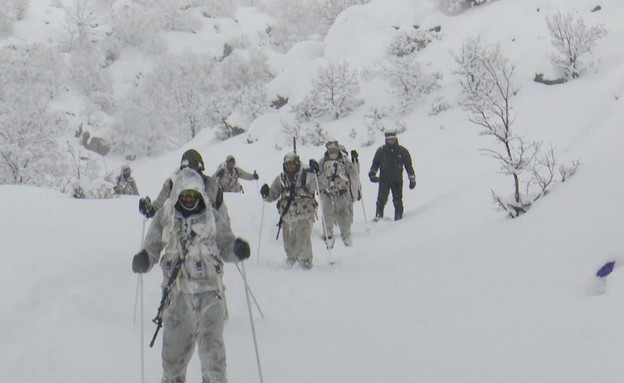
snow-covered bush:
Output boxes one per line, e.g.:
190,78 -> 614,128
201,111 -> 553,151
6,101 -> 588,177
546,11 -> 607,80
193,0 -> 236,18
0,11 -> 15,38
113,48 -> 272,156
61,144 -> 114,199
293,61 -> 363,121
113,51 -> 215,157
438,0 -> 491,13
0,43 -> 71,187
454,37 -> 579,218
361,106 -> 406,146
111,1 -> 166,53
383,26 -> 442,112
262,0 -> 370,51
0,0 -> 28,37
281,120 -> 328,147
70,46 -> 115,113
156,0 -> 202,33
388,26 -> 441,57
382,55 -> 442,112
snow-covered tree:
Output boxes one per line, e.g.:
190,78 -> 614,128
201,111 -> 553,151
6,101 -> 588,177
0,44 -> 70,187
293,60 -> 363,122
383,27 -> 442,111
546,11 -> 607,80
113,48 -> 272,155
454,37 -> 579,218
70,46 -> 115,113
382,55 -> 441,112
61,0 -> 98,52
111,1 -> 166,53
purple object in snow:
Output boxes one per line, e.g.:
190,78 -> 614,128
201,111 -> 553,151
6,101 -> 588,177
596,261 -> 616,278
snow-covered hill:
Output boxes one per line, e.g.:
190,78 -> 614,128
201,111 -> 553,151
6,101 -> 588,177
3,0 -> 624,382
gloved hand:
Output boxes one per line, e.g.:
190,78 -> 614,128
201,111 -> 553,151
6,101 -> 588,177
369,171 -> 379,183
253,171 -> 259,180
260,183 -> 270,198
216,169 -> 225,178
309,159 -> 320,173
596,261 -> 616,278
139,197 -> 156,218
409,176 -> 416,189
132,249 -> 150,273
351,150 -> 359,162
233,238 -> 251,261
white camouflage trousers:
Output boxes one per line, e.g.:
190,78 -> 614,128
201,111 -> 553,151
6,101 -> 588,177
161,290 -> 227,383
282,219 -> 314,265
320,192 -> 353,240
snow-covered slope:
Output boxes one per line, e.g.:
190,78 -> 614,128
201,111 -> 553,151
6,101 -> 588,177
3,0 -> 624,382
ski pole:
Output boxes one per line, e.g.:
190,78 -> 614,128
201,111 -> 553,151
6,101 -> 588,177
312,172 -> 333,256
234,262 -> 265,318
352,157 -> 367,223
241,261 -> 265,383
256,199 -> 265,264
133,217 -> 148,383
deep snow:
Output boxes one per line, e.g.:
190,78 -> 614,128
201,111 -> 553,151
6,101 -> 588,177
3,0 -> 624,382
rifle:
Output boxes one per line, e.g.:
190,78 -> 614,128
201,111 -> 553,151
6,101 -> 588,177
149,232 -> 195,347
276,136 -> 299,240
275,180 -> 297,240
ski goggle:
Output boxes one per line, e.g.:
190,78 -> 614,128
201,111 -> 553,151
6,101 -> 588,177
179,190 -> 200,199
284,162 -> 299,172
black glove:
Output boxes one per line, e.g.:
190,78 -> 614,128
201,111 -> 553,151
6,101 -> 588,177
253,171 -> 259,180
216,169 -> 225,178
309,159 -> 320,173
351,150 -> 359,162
233,238 -> 251,260
260,183 -> 270,198
368,171 -> 379,183
409,176 -> 416,189
132,249 -> 150,273
139,197 -> 156,218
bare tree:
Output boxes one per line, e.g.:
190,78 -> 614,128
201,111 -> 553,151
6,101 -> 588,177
455,37 -> 579,218
546,11 -> 607,80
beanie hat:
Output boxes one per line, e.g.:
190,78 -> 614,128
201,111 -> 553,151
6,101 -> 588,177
180,149 -> 205,171
384,131 -> 397,139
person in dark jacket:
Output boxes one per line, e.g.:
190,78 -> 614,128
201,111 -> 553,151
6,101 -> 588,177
368,131 -> 416,221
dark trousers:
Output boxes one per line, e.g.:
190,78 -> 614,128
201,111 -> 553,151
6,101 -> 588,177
376,180 -> 403,218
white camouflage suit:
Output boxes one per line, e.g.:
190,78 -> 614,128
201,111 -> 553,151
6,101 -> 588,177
317,149 -> 361,246
263,167 -> 318,268
212,160 -> 256,193
143,168 -> 240,383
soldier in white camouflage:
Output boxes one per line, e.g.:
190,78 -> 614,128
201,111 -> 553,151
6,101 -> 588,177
316,140 -> 361,248
212,155 -> 258,193
114,165 -> 139,195
260,153 -> 318,269
132,168 -> 251,383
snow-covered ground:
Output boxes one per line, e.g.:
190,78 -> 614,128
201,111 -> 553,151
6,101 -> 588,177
3,0 -> 624,382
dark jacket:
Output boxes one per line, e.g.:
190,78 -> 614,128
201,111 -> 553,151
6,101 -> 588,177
369,141 -> 415,183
